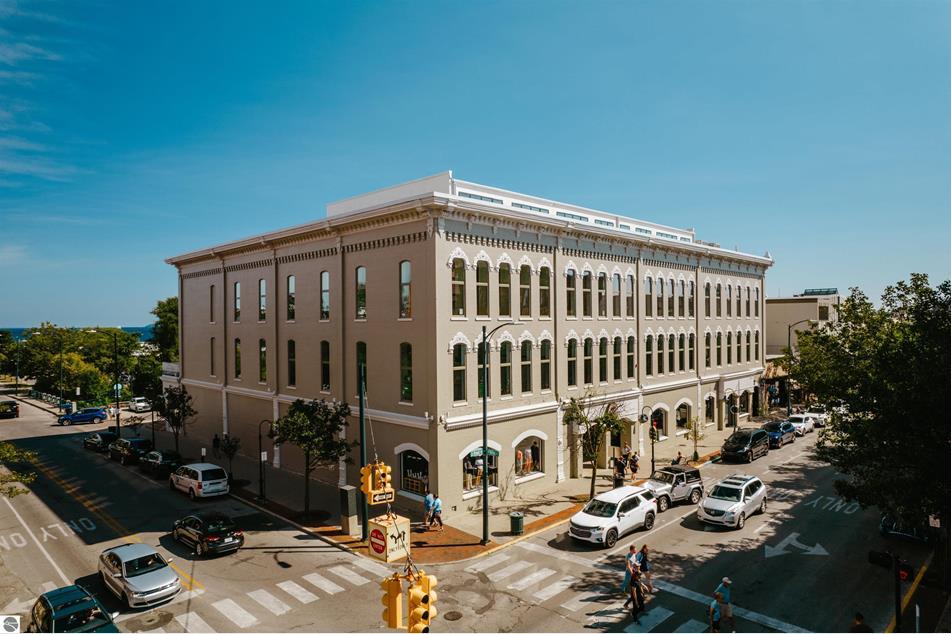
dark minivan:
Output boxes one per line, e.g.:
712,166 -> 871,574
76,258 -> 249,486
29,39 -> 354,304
720,428 -> 770,463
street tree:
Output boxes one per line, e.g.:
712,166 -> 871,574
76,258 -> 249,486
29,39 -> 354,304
685,416 -> 705,463
270,398 -> 355,520
220,435 -> 241,485
157,385 -> 195,454
786,274 -> 951,528
0,442 -> 37,498
562,394 -> 625,500
151,297 -> 179,362
131,353 -> 164,444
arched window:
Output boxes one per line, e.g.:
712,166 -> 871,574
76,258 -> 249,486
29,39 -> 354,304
475,260 -> 489,317
706,396 -> 716,423
500,341 -> 513,396
736,284 -> 742,317
400,342 -> 413,402
286,275 -> 296,321
477,341 -> 488,399
626,275 -> 635,317
678,280 -> 685,317
667,278 -> 675,317
755,330 -> 761,360
726,331 -> 733,364
755,288 -> 760,317
657,333 -> 665,374
499,263 -> 511,317
726,285 -> 732,317
598,337 -> 608,382
463,446 -> 497,492
258,338 -> 267,382
287,339 -> 296,387
705,332 -> 711,368
515,436 -> 544,476
566,270 -> 577,317
704,282 -> 711,318
320,340 -> 330,391
582,271 -> 593,317
234,338 -> 241,378
645,335 -> 654,376
452,343 -> 466,402
656,277 -> 665,317
520,341 -> 532,394
400,261 -> 412,318
745,286 -> 751,318
612,336 -> 622,380
678,333 -> 686,372
716,332 -> 722,365
736,330 -> 742,363
652,409 -> 667,438
597,273 -> 607,317
626,336 -> 636,378
258,279 -> 267,321
676,402 -> 690,429
519,265 -> 532,317
355,266 -> 368,319
644,277 -> 653,317
356,341 -> 367,390
233,281 -> 241,321
319,271 -> 330,320
746,331 -> 752,362
451,259 -> 465,317
668,333 -> 675,372
567,339 -> 578,387
716,283 -> 722,318
540,340 -> 551,390
583,338 -> 593,385
400,450 -> 428,495
539,267 -> 551,318
688,333 -> 696,370
612,274 -> 621,317
689,281 -> 696,318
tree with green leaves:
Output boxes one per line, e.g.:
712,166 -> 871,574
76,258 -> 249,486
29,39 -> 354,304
151,297 -> 179,362
220,435 -> 241,485
157,385 -> 195,454
0,442 -> 37,498
131,353 -> 164,445
685,416 -> 705,463
270,398 -> 355,519
785,274 -> 951,531
563,394 -> 625,500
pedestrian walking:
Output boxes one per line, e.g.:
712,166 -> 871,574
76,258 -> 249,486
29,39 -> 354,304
849,612 -> 873,633
635,545 -> 655,593
621,544 -> 637,607
212,433 -> 221,458
629,452 -> 639,480
629,566 -> 646,624
428,493 -> 444,531
715,577 -> 733,630
671,451 -> 684,465
423,490 -> 435,526
708,592 -> 722,632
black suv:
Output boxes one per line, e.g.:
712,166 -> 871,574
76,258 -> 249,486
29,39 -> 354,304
108,437 -> 153,465
0,400 -> 19,419
139,450 -> 183,477
720,428 -> 770,463
83,432 -> 118,453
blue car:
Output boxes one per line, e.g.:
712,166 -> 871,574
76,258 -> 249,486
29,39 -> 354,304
762,420 -> 796,448
58,407 -> 107,426
25,585 -> 118,632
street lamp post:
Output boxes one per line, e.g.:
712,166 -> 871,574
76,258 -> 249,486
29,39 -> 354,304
786,319 -> 815,416
480,321 -> 519,546
640,405 -> 656,475
258,419 -> 273,502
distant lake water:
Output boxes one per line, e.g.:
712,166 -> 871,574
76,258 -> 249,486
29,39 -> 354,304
2,325 -> 155,341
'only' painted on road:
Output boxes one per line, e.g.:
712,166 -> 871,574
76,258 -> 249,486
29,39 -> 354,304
0,517 -> 97,551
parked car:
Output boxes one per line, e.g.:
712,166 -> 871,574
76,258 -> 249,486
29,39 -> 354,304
169,463 -> 230,500
172,511 -> 244,557
25,585 -> 118,633
880,514 -> 932,544
788,414 -> 816,436
720,428 -> 770,463
108,438 -> 153,465
139,450 -> 182,477
762,420 -> 797,448
805,405 -> 829,427
0,400 -> 20,419
129,397 -> 150,413
568,485 -> 657,548
58,407 -> 107,426
697,474 -> 767,530
641,465 -> 704,512
83,432 -> 118,453
98,543 -> 181,608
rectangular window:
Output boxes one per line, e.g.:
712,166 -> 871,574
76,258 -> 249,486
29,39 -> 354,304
209,285 -> 215,322
210,337 -> 215,376
498,264 -> 511,317
746,287 -> 751,317
818,305 -> 830,321
594,219 -> 614,227
656,279 -> 664,316
511,201 -> 549,213
598,273 -> 607,317
451,259 -> 466,316
727,285 -> 732,317
667,279 -> 674,317
755,288 -> 760,317
566,270 -> 577,317
635,227 -> 652,235
320,341 -> 330,390
582,272 -> 592,317
567,340 -> 577,387
727,333 -> 732,364
689,334 -> 696,371
746,331 -> 752,361
356,342 -> 367,391
736,285 -> 742,316
736,331 -> 742,363
459,191 -> 503,204
612,274 -> 621,317
233,282 -> 241,321
657,335 -> 665,374
476,261 -> 489,317
234,338 -> 241,378
716,284 -> 722,318
645,336 -> 653,376
400,343 -> 412,402
583,339 -> 593,385
599,338 -> 608,382
356,266 -> 367,319
258,338 -> 267,382
519,265 -> 532,317
704,283 -> 710,318
678,334 -> 685,372
612,337 -> 621,380
258,279 -> 266,321
452,344 -> 466,400
645,278 -> 653,317
400,261 -> 412,319
320,271 -> 331,320
689,282 -> 695,318
678,280 -> 685,317
556,210 -> 588,222
716,333 -> 722,366
520,343 -> 532,394
668,335 -> 675,372
705,334 -> 712,368
626,275 -> 634,317
626,337 -> 635,378
540,340 -> 551,390
477,342 -> 488,399
287,340 -> 296,387
755,331 -> 760,360
500,343 -> 512,396
539,267 -> 551,317
286,275 -> 296,321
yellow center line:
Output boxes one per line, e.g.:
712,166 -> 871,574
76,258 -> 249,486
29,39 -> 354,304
29,458 -> 203,591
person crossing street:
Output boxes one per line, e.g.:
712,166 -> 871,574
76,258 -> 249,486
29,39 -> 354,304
715,577 -> 733,630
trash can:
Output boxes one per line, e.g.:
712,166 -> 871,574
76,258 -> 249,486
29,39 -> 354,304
509,511 -> 524,535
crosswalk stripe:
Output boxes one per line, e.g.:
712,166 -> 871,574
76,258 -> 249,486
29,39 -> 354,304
623,607 -> 673,632
141,629 -> 167,633
277,580 -> 318,604
464,552 -> 511,573
516,541 -> 615,572
653,580 -> 810,633
673,619 -> 709,633
304,572 -> 344,595
40,582 -> 57,593
487,560 -> 532,582
247,589 -> 291,616
507,567 -> 557,591
212,598 -> 258,628
175,611 -> 216,633
561,585 -> 612,612
533,575 -> 576,602
349,556 -> 392,577
328,565 -> 372,586
114,590 -> 206,625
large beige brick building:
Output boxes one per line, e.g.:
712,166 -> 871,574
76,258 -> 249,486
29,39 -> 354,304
165,172 -> 773,514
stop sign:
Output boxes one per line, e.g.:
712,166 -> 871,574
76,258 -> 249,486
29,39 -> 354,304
370,528 -> 386,554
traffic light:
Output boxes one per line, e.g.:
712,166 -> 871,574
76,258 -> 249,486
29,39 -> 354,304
898,561 -> 915,582
376,461 -> 393,494
407,572 -> 437,633
380,575 -> 403,629
649,425 -> 658,442
360,464 -> 376,497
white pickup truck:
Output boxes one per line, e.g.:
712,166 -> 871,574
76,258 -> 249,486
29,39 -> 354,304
130,397 -> 151,413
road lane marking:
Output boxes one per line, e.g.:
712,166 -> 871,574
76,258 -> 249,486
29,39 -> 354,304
328,565 -> 371,586
212,598 -> 258,628
2,497 -> 70,585
754,519 -> 777,533
114,590 -> 205,624
623,606 -> 673,632
277,580 -> 318,604
507,567 -> 557,591
247,589 -> 291,616
141,629 -> 167,633
486,560 -> 532,582
653,579 -> 810,632
533,575 -> 576,602
303,572 -> 344,595
349,556 -> 391,577
41,581 -> 57,593
464,552 -> 510,573
175,611 -> 216,633
516,542 -> 614,572
672,618 -> 709,632
599,507 -> 700,559
561,584 -> 611,612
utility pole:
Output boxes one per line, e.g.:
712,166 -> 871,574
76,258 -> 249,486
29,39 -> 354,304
359,363 -> 368,542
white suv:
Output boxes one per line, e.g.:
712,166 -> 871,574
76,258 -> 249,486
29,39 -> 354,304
805,406 -> 828,427
568,486 -> 657,548
697,474 -> 767,530
787,414 -> 816,436
130,397 -> 150,413
169,463 -> 230,500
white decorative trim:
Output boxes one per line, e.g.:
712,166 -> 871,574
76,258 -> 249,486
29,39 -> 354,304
564,260 -> 579,275
644,327 -> 655,336
564,329 -> 579,345
473,249 -> 492,266
517,254 -> 535,273
496,330 -> 516,349
642,268 -> 654,279
497,252 -> 513,269
582,262 -> 594,274
446,400 -> 560,430
448,331 -> 473,352
582,328 -> 594,340
674,397 -> 694,410
447,246 -> 471,268
517,330 -> 536,346
183,377 -> 224,392
625,267 -> 636,278
597,263 -> 608,275
651,401 -> 672,412
394,442 -> 430,462
538,256 -> 553,271
702,391 -> 717,402
514,472 -> 546,486
511,428 -> 550,447
612,328 -> 624,339
539,329 -> 553,343
611,265 -> 623,276
458,439 -> 502,460
626,328 -> 637,338
597,328 -> 610,340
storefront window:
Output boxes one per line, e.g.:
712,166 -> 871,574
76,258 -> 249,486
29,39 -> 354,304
514,438 -> 543,477
400,450 -> 429,496
463,447 -> 498,492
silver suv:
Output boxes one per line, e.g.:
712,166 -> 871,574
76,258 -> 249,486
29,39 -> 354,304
697,474 -> 767,530
642,465 -> 704,512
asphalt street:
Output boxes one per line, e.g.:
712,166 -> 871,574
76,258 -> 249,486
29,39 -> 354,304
0,398 -> 933,633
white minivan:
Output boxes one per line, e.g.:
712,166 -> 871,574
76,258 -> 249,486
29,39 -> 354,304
169,463 -> 230,500
568,486 -> 657,548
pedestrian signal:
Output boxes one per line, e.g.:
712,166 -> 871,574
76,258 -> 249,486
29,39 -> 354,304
380,575 -> 402,629
898,561 -> 915,582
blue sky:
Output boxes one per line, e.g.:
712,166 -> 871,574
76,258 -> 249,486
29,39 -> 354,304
2,0 -> 949,327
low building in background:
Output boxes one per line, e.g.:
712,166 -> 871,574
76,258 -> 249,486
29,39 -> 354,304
764,288 -> 840,357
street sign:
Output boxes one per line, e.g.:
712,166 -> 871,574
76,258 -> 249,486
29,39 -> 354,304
114,383 -> 122,392
369,528 -> 386,554
201,447 -> 206,458
372,490 -> 395,504
260,451 -> 268,462
468,447 -> 500,459
76,387 -> 81,396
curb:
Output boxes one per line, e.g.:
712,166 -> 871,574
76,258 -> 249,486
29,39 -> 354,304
8,394 -> 60,417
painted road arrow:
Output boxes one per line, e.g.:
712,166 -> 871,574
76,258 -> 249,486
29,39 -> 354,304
764,532 -> 828,558
4,596 -> 34,614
